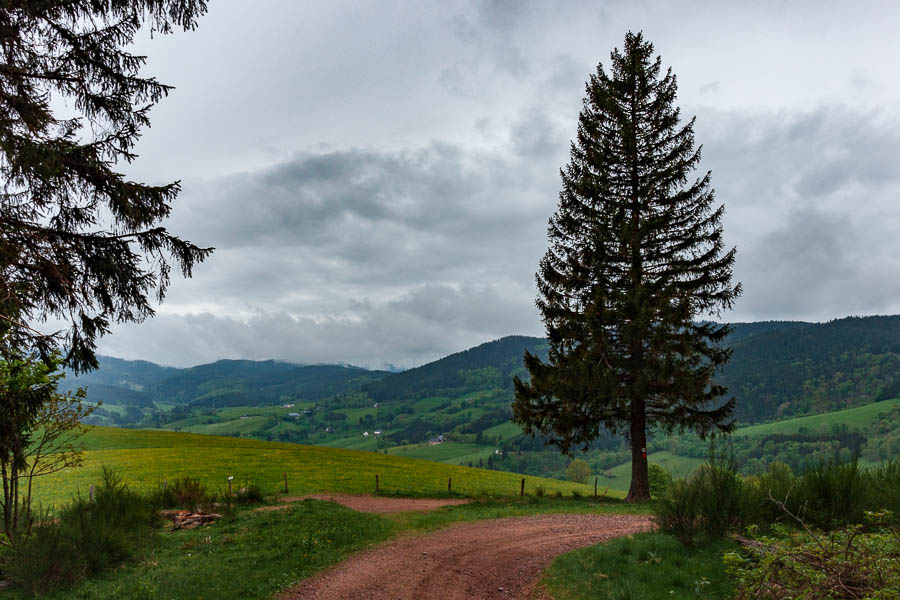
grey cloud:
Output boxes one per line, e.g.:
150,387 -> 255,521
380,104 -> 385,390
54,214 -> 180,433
102,282 -> 540,369
696,106 -> 900,321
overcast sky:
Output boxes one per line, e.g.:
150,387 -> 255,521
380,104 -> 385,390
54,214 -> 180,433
95,0 -> 900,369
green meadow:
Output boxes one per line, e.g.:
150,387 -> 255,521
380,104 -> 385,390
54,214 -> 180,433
33,426 -> 607,509
732,398 -> 900,437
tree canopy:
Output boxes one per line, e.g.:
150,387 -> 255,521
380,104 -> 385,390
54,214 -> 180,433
513,32 -> 741,502
0,0 -> 211,371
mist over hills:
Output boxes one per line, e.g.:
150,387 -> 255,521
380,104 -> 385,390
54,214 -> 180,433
62,315 -> 900,425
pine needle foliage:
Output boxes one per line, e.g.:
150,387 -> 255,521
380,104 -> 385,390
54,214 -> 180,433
513,32 -> 741,502
0,0 -> 211,371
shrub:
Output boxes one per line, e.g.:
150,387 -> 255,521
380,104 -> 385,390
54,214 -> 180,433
745,461 -> 796,525
652,477 -> 701,546
725,514 -> 900,600
171,476 -> 210,510
565,459 -> 591,484
796,459 -> 867,529
692,456 -> 748,539
866,458 -> 900,522
535,485 -> 545,497
647,463 -> 672,499
3,468 -> 159,596
235,482 -> 264,504
653,448 -> 749,545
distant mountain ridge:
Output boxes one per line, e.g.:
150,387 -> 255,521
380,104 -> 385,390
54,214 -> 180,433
65,315 -> 900,424
59,358 -> 390,409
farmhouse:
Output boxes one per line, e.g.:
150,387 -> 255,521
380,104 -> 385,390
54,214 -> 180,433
287,412 -> 300,418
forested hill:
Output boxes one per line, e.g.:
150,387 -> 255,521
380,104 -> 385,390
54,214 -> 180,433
64,316 -> 899,424
146,360 -> 389,407
364,336 -> 548,402
60,358 -> 390,408
720,315 -> 900,422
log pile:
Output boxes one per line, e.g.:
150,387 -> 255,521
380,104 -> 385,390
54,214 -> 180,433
160,509 -> 221,530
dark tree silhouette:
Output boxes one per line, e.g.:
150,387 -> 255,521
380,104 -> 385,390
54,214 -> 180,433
0,0 -> 212,371
513,32 -> 741,502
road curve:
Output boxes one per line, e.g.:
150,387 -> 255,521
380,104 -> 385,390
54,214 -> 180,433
280,513 -> 653,600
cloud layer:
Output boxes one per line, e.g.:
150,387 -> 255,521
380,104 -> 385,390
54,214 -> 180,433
95,2 -> 900,368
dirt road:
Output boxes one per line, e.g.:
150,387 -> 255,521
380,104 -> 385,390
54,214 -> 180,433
280,513 -> 652,600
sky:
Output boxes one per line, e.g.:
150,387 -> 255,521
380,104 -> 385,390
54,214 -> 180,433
94,0 -> 900,369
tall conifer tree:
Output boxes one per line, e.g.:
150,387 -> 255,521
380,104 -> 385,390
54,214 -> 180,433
513,32 -> 741,502
0,0 -> 211,371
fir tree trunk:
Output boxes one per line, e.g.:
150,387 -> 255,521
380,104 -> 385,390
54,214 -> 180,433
626,396 -> 650,502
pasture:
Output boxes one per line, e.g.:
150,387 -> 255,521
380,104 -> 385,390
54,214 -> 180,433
32,426 -> 606,509
733,398 -> 900,437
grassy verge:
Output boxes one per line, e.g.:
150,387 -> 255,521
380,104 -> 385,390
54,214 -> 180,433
541,532 -> 735,600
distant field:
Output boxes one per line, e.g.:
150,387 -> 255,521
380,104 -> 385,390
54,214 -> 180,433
594,451 -> 704,492
733,398 -> 900,437
33,426 -> 603,508
386,441 -> 495,463
482,421 -> 523,439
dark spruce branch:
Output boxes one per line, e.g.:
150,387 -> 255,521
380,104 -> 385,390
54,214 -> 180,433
0,0 -> 211,371
513,31 -> 741,502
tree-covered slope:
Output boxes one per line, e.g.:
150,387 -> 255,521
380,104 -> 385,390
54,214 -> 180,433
147,360 -> 389,407
67,316 -> 900,425
364,336 -> 548,402
719,315 -> 900,422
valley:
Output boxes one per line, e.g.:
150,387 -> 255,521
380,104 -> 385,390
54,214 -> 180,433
63,315 -> 900,490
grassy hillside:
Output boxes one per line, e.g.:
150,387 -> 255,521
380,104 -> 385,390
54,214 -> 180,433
732,398 -> 900,437
32,426 -> 603,509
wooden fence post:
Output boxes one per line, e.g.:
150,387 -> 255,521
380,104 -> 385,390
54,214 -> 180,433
89,485 -> 95,502
594,477 -> 598,497
448,477 -> 452,493
227,476 -> 233,496
520,478 -> 525,497
283,472 -> 289,494
375,474 -> 379,493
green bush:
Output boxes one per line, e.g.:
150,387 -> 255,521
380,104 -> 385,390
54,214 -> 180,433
867,458 -> 900,521
653,449 -> 750,545
725,515 -> 900,600
565,459 -> 591,484
648,463 -> 672,499
796,459 -> 868,529
3,468 -> 159,596
171,476 -> 210,510
652,477 -> 702,546
235,482 -> 264,504
744,461 -> 796,525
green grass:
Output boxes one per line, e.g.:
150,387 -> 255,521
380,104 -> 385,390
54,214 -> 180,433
542,532 -> 736,600
8,500 -> 399,600
320,434 -> 381,451
733,398 -> 900,437
334,407 -> 378,422
386,441 -> 491,462
481,421 -> 523,439
32,426 -> 610,508
600,451 -> 705,491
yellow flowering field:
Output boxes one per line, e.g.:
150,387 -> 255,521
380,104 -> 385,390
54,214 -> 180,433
32,426 -> 616,507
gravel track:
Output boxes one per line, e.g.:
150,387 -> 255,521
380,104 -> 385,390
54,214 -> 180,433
280,513 -> 653,600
